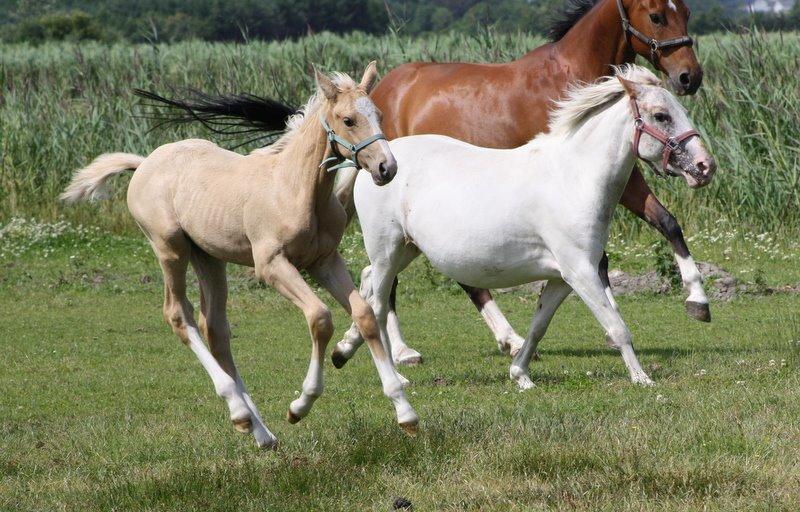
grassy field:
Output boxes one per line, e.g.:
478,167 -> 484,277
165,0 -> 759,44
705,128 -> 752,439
1,29 -> 799,233
2,219 -> 800,511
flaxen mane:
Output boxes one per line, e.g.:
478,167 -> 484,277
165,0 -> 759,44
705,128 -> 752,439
546,65 -> 661,135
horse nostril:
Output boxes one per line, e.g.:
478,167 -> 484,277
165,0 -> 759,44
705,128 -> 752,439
379,162 -> 390,180
696,158 -> 716,176
679,72 -> 691,86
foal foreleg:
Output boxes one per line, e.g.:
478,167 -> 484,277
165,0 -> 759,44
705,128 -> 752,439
313,254 -> 418,434
562,263 -> 653,385
334,267 -> 423,367
258,255 -> 332,424
620,168 -> 710,322
510,279 -> 572,390
459,284 -> 527,357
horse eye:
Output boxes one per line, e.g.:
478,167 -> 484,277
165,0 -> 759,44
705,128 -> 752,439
343,117 -> 355,127
654,112 -> 671,123
650,13 -> 663,25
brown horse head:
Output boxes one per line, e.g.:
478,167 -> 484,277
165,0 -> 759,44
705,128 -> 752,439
621,0 -> 702,95
315,62 -> 397,184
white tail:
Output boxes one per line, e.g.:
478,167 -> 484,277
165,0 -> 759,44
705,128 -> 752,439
333,166 -> 359,224
60,153 -> 145,204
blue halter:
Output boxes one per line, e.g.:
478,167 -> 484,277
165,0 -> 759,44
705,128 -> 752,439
319,117 -> 387,172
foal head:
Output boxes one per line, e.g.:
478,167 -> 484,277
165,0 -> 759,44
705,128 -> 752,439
620,0 -> 702,95
315,62 -> 397,185
617,68 -> 715,188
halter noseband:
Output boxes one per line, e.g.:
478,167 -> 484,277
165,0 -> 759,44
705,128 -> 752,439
616,0 -> 694,62
629,97 -> 699,178
319,117 -> 387,172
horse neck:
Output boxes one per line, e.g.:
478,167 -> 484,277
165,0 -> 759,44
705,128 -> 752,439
551,0 -> 635,80
537,100 -> 636,206
274,106 -> 337,213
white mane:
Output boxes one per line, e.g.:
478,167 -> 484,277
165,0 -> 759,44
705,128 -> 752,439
547,65 -> 662,136
252,72 -> 357,156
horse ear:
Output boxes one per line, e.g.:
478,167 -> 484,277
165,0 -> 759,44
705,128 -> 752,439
617,76 -> 643,99
359,60 -> 379,93
315,67 -> 338,100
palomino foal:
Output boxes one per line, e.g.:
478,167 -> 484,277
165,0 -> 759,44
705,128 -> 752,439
338,66 -> 715,389
61,63 -> 418,448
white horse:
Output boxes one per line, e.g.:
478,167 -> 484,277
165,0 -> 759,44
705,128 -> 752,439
333,65 -> 716,389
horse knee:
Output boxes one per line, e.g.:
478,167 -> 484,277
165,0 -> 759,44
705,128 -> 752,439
606,327 -> 632,349
307,305 -> 333,342
353,302 -> 380,339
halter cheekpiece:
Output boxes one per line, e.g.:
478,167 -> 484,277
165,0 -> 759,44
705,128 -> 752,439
319,117 -> 387,172
616,0 -> 694,62
628,97 -> 699,178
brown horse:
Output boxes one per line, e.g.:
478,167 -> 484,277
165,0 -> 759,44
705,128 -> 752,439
135,0 -> 710,366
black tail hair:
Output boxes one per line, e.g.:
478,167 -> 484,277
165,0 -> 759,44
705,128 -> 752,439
133,88 -> 298,148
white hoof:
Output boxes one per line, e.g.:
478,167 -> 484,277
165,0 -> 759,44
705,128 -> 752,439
509,365 -> 534,390
632,373 -> 655,386
515,375 -> 536,391
393,347 -> 423,366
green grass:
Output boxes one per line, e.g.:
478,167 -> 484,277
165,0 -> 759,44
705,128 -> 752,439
2,229 -> 800,511
1,29 -> 799,233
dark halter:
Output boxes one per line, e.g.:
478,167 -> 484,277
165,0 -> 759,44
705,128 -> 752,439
629,96 -> 699,178
617,0 -> 694,62
319,117 -> 387,172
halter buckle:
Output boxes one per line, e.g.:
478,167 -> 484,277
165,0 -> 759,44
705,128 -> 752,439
666,138 -> 680,150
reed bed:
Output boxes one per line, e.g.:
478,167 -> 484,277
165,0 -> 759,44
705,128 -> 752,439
1,30 -> 798,233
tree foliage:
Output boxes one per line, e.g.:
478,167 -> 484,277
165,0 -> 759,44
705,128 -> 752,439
0,0 -> 798,43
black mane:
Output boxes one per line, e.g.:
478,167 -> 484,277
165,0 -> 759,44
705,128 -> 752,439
547,0 -> 602,42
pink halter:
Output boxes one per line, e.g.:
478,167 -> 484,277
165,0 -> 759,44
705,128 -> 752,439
629,97 -> 700,177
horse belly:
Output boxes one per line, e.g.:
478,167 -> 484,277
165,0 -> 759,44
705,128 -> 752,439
410,221 -> 560,289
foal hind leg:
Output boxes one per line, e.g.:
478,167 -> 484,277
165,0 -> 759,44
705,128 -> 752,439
334,268 -> 422,367
153,234 -> 252,434
193,250 -> 277,449
509,279 -> 572,390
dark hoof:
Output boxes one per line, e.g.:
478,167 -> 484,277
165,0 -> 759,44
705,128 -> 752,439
232,416 -> 253,434
685,301 -> 711,322
331,349 -> 349,369
399,421 -> 418,437
286,410 -> 302,424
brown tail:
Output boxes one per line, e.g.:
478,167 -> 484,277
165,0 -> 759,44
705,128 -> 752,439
60,153 -> 145,204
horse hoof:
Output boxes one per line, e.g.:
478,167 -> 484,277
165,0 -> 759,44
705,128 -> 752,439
399,421 -> 418,437
331,349 -> 350,369
232,416 -> 253,434
396,355 -> 423,367
286,410 -> 302,424
257,436 -> 279,451
685,301 -> 711,322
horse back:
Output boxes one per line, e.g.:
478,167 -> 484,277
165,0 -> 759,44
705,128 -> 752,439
371,43 -> 571,149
